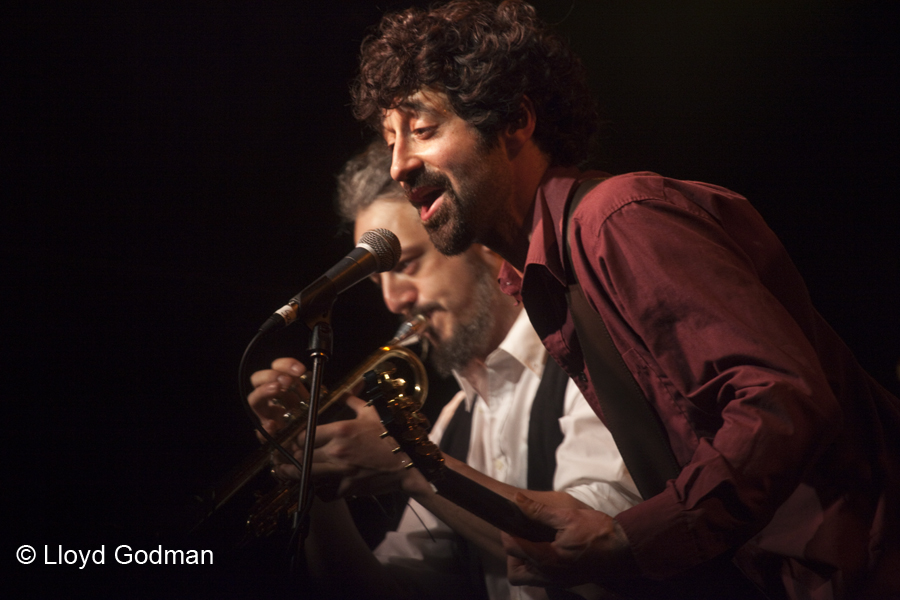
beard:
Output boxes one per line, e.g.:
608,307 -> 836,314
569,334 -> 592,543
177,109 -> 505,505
423,190 -> 477,257
405,137 -> 507,257
414,255 -> 499,377
406,168 -> 479,256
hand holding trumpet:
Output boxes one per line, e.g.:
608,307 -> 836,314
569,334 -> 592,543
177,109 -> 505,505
247,357 -> 433,499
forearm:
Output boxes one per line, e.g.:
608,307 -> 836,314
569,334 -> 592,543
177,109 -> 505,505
305,496 -> 405,599
442,454 -> 590,509
408,455 -> 589,563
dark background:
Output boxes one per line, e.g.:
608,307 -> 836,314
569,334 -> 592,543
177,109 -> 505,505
5,1 -> 899,598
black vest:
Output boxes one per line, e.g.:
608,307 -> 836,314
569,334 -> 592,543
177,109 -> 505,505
437,358 -> 571,600
439,357 -> 570,488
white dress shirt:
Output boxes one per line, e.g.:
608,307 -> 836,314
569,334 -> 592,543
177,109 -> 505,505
374,310 -> 641,600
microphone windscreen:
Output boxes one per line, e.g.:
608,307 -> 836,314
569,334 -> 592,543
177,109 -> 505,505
358,228 -> 401,272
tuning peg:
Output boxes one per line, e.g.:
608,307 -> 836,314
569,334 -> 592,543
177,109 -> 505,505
404,462 -> 416,470
392,447 -> 402,454
379,431 -> 389,438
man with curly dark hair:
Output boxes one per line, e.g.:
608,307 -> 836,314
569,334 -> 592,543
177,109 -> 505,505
350,1 -> 900,599
352,1 -> 597,170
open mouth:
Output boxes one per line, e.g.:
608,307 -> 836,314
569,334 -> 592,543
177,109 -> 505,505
409,186 -> 445,222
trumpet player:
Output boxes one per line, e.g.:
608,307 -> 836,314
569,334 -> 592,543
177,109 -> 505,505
248,140 -> 640,600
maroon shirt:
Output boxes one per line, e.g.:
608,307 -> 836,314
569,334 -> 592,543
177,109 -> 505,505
499,168 -> 900,598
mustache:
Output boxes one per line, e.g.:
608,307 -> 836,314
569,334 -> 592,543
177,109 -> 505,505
409,302 -> 443,334
410,302 -> 442,322
406,168 -> 452,195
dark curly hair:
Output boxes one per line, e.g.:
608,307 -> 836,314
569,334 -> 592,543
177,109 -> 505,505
352,0 -> 599,167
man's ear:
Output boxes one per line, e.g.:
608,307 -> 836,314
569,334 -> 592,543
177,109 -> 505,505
502,96 -> 537,157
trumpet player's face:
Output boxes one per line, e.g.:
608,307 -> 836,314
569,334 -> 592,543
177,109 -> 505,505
354,196 -> 512,374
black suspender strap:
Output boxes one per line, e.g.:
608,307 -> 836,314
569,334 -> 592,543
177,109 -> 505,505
527,357 -> 582,600
563,178 -> 680,500
526,357 -> 569,491
439,398 -> 474,462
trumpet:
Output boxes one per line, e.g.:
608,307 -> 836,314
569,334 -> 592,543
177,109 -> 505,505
194,316 -> 429,538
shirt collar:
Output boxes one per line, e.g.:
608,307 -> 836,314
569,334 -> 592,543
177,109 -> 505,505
452,309 -> 548,410
537,167 -> 583,283
498,166 -> 584,300
499,167 -> 581,301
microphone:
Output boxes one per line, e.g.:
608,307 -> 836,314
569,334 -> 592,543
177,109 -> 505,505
259,228 -> 401,334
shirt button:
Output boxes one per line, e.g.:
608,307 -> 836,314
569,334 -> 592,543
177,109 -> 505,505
494,459 -> 505,471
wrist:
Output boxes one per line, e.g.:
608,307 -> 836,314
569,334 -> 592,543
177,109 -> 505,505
608,518 -> 640,580
399,463 -> 435,498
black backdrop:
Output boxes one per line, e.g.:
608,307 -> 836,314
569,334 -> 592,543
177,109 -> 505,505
6,2 -> 900,598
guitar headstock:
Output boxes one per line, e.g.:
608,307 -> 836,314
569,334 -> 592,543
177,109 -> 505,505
362,368 -> 558,544
362,367 -> 445,481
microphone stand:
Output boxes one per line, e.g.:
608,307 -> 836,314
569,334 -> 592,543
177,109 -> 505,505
294,321 -> 334,541
286,281 -> 338,571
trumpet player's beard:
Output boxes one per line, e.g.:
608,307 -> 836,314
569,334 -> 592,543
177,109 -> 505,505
412,258 -> 498,377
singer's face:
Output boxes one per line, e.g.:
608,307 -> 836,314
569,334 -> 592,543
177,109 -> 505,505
380,89 -> 513,257
354,197 -> 509,375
